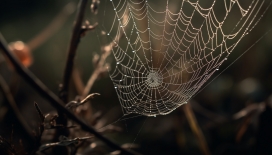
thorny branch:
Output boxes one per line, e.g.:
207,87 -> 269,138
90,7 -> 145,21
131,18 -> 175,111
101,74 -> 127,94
0,33 -> 140,155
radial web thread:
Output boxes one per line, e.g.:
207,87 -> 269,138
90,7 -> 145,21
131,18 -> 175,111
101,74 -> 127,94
101,0 -> 268,116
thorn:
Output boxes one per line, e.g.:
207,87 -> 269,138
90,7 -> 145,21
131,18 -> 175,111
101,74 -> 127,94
34,102 -> 45,122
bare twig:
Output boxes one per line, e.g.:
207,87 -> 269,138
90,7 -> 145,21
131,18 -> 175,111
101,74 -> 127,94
236,113 -> 253,143
233,103 -> 265,120
234,103 -> 266,142
32,102 -> 45,155
66,93 -> 100,109
34,102 -> 45,122
39,136 -> 93,152
0,75 -> 34,141
60,0 -> 88,102
82,51 -> 109,98
82,10 -> 129,98
56,1 -> 88,150
200,102 -> 266,130
27,2 -> 76,51
0,33 -> 140,155
183,104 -> 211,155
81,21 -> 98,37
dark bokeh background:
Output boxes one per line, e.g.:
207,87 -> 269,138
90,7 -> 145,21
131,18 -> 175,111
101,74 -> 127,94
0,0 -> 272,155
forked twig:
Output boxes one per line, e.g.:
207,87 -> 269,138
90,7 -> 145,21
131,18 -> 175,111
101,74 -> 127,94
0,33 -> 140,155
56,1 -> 89,148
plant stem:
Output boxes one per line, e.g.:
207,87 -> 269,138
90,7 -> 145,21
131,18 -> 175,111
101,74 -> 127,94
82,18 -> 126,98
183,104 -> 211,155
56,1 -> 87,149
0,33 -> 140,155
60,0 -> 88,103
27,2 -> 76,51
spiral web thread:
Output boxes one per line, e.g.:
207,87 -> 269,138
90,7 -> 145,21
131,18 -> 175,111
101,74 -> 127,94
101,0 -> 267,116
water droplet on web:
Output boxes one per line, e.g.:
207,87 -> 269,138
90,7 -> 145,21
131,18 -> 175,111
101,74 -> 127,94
105,0 -> 266,116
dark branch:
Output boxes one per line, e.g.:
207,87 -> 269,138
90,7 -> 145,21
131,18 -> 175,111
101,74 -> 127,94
0,33 -> 140,155
66,93 -> 100,109
0,75 -> 35,142
56,0 -> 88,149
60,0 -> 88,103
34,102 -> 45,122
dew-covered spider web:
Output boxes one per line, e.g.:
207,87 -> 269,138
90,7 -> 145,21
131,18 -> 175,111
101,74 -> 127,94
99,0 -> 270,117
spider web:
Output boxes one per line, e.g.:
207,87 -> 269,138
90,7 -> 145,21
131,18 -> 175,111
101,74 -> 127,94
100,0 -> 269,117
